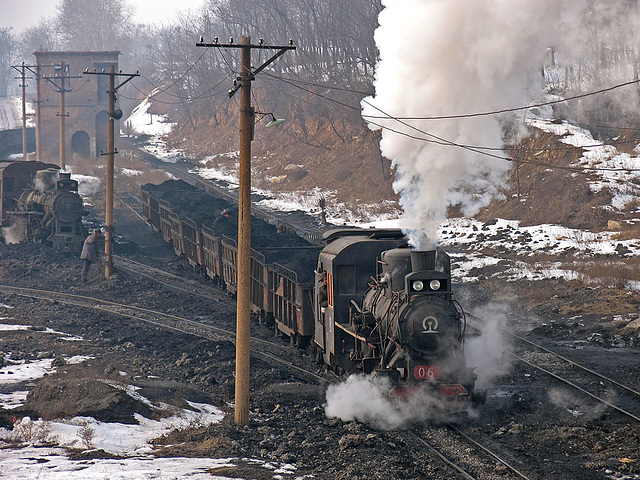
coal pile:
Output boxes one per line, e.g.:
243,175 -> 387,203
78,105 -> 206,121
144,180 -> 319,283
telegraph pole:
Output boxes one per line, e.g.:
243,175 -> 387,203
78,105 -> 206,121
84,66 -> 139,278
12,62 -> 31,160
59,63 -> 67,169
19,63 -> 27,160
15,63 -> 43,161
35,65 -> 41,162
196,35 -> 295,426
20,64 -> 42,162
41,63 -> 80,170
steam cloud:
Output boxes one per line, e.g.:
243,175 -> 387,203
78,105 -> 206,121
362,0 -> 640,246
325,375 -> 448,430
465,303 -> 513,391
2,217 -> 27,244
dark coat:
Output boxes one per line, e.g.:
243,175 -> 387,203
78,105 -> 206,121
80,233 -> 100,262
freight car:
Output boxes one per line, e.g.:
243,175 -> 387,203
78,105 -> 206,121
142,180 -> 476,412
0,161 -> 85,249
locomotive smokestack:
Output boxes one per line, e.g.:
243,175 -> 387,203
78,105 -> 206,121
34,168 -> 58,193
410,250 -> 436,272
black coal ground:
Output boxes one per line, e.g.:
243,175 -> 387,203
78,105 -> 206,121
0,215 -> 639,478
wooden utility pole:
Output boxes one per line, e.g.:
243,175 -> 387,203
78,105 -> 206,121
42,63 -> 80,170
35,65 -> 41,162
59,63 -> 67,169
84,66 -> 139,278
12,62 -> 31,160
196,35 -> 295,426
15,63 -> 44,161
105,65 -> 116,277
20,63 -> 27,160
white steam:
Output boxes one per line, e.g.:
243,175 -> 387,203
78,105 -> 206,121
548,387 -> 611,420
363,0 -> 640,245
325,375 -> 448,430
2,217 -> 27,244
73,174 -> 102,198
465,303 -> 513,391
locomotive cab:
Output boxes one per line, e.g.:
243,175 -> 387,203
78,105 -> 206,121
313,228 -> 407,372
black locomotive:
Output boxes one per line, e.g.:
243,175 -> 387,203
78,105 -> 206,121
0,161 -> 86,250
315,229 -> 476,410
142,180 -> 477,413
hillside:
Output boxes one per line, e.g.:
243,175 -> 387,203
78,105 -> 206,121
157,99 -> 640,237
162,96 -> 399,221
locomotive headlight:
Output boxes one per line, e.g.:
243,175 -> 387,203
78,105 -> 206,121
413,280 -> 424,291
429,279 -> 441,291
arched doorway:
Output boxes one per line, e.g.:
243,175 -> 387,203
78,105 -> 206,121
95,110 -> 109,157
71,130 -> 90,158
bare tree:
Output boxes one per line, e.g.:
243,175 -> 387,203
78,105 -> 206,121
0,28 -> 17,97
19,20 -> 60,58
55,0 -> 134,51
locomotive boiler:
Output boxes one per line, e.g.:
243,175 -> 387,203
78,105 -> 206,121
0,161 -> 85,250
361,247 -> 476,405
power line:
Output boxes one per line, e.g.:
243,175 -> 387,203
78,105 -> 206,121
361,78 -> 640,121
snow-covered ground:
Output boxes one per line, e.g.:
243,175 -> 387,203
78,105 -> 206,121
125,104 -> 640,291
528,114 -> 640,212
0,319 -> 302,479
0,97 -> 35,131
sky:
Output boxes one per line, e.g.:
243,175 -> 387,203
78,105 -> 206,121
0,0 -> 207,33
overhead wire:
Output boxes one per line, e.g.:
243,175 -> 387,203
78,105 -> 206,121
360,77 -> 640,121
262,68 -> 640,172
116,36 -> 640,174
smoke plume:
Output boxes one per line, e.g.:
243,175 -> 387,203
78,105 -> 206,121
465,303 -> 513,391
325,374 -> 449,430
362,0 -> 640,245
2,217 -> 27,244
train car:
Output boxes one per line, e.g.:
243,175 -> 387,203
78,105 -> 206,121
140,180 -> 476,412
201,224 -> 223,280
0,161 -> 85,249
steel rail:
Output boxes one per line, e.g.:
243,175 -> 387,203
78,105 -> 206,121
406,431 -> 477,480
114,256 -> 219,300
510,351 -> 640,423
0,284 -> 328,384
507,330 -> 640,399
114,189 -> 146,221
447,424 -> 533,480
467,313 -> 640,400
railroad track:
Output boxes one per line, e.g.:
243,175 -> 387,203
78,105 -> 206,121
469,313 -> 640,423
114,255 -> 221,301
0,284 -> 328,384
406,426 -> 533,480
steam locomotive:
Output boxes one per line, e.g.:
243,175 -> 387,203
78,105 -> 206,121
0,161 -> 86,250
142,180 -> 477,413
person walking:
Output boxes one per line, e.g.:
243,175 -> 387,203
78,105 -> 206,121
81,229 -> 101,283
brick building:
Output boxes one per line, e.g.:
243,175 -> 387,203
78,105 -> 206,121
34,51 -> 120,162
